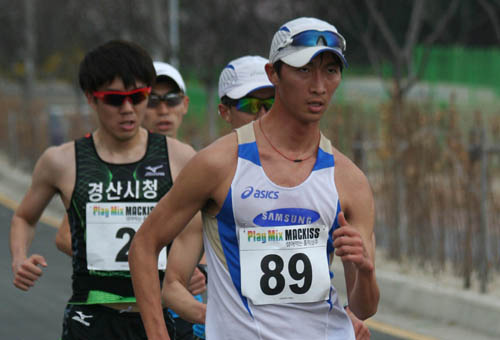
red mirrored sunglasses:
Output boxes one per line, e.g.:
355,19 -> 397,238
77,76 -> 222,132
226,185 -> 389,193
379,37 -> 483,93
93,87 -> 151,107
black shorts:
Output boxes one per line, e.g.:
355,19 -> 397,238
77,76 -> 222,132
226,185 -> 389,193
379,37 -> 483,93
61,304 -> 175,340
173,317 -> 194,340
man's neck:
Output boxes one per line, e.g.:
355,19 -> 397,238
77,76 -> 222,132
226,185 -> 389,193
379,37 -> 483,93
93,127 -> 148,164
261,110 -> 320,152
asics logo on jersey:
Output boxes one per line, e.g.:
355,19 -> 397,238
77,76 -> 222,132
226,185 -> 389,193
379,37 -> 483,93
241,186 -> 279,200
145,164 -> 165,177
253,208 -> 320,226
241,186 -> 254,199
72,311 -> 93,327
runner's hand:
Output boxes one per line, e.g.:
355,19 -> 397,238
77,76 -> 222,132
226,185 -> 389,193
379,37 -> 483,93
12,254 -> 47,291
188,266 -> 207,295
345,305 -> 371,340
333,212 -> 373,272
353,319 -> 371,340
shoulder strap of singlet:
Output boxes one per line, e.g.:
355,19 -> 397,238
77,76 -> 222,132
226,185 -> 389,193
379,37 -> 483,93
319,132 -> 333,155
235,122 -> 256,145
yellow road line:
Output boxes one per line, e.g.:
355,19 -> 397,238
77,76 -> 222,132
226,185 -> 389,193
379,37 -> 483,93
0,192 -> 59,228
366,319 -> 438,340
0,192 -> 18,211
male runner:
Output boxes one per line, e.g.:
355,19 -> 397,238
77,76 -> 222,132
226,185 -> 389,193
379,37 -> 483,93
219,54 -> 371,340
144,61 -> 206,340
217,55 -> 275,128
52,59 -> 206,339
130,17 -> 379,340
54,61 -> 191,253
10,40 -> 199,339
166,54 -> 371,340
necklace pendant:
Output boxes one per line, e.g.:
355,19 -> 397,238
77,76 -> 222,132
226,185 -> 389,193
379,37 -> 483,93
293,159 -> 302,163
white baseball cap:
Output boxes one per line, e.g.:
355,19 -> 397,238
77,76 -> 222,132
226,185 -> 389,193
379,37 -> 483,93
218,55 -> 274,99
153,61 -> 186,93
269,17 -> 347,68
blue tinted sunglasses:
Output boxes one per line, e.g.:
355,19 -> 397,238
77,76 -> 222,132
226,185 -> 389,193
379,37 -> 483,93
291,30 -> 346,52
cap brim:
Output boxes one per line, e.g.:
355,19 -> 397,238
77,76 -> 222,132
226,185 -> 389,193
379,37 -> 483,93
226,83 -> 274,99
281,46 -> 348,68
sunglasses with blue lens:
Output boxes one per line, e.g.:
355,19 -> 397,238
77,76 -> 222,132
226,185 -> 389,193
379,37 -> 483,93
291,30 -> 346,52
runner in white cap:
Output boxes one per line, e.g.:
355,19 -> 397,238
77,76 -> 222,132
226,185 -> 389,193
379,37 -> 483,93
218,55 -> 275,128
130,17 -> 379,340
166,54 -> 371,340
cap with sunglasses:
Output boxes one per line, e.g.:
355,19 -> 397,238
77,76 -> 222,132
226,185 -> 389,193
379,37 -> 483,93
269,17 -> 348,68
153,61 -> 186,93
218,56 -> 274,100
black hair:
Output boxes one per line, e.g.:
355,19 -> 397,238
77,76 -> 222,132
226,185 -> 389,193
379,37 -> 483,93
330,53 -> 344,72
220,95 -> 238,106
78,40 -> 156,94
272,53 -> 344,76
272,60 -> 283,77
155,75 -> 182,94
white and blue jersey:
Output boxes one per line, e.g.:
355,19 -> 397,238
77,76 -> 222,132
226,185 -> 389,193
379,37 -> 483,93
202,122 -> 354,340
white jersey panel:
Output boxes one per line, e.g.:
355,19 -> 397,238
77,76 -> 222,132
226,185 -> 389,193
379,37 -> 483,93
202,123 -> 354,340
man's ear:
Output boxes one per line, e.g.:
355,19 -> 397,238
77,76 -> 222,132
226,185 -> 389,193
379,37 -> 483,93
86,92 -> 98,111
182,95 -> 190,115
265,63 -> 279,86
218,103 -> 231,124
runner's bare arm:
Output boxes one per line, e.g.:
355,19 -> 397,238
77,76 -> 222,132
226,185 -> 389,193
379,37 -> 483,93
130,135 -> 236,340
187,259 -> 207,295
10,143 -> 74,290
164,136 -> 207,296
333,151 -> 379,320
55,215 -> 72,256
166,136 -> 197,179
162,212 -> 206,324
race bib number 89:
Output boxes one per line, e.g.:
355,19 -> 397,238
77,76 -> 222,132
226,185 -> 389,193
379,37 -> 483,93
86,202 -> 167,271
239,224 -> 330,305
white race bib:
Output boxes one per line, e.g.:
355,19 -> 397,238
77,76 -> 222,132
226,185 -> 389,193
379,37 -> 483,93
86,202 -> 167,271
239,224 -> 330,305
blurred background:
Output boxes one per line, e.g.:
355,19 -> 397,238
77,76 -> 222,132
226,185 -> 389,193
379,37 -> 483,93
0,0 -> 499,295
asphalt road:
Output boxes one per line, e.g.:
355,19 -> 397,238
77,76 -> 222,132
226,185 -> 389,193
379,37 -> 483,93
1,204 -> 72,340
2,203 -> 404,340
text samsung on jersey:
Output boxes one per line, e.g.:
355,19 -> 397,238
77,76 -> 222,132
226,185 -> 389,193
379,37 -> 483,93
253,208 -> 321,227
241,186 -> 279,200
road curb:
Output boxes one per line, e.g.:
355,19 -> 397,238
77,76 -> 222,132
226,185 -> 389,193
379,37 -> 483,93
332,261 -> 500,339
376,269 -> 500,338
0,153 -> 64,225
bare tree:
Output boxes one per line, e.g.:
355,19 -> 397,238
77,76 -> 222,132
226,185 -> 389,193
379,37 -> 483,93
478,0 -> 500,42
179,0 -> 287,143
23,0 -> 37,168
150,0 -> 168,61
338,0 -> 460,104
168,0 -> 180,68
328,0 -> 462,261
